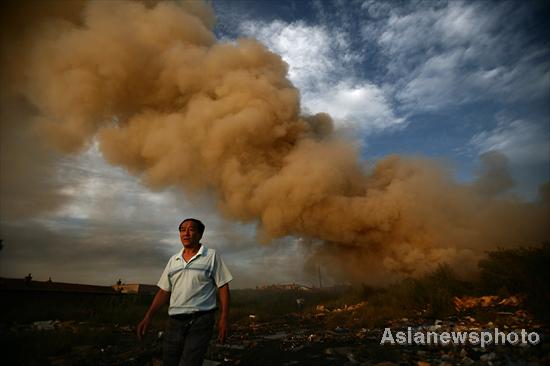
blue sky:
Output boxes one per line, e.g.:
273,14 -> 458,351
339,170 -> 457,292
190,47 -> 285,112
0,0 -> 548,288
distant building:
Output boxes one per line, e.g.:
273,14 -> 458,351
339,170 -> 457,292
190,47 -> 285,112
111,283 -> 158,296
0,277 -> 118,295
0,278 -> 158,296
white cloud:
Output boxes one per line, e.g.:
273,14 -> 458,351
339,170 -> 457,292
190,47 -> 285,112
303,82 -> 405,131
374,1 -> 549,111
361,0 -> 393,19
239,20 -> 334,91
470,120 -> 550,164
397,47 -> 550,109
436,2 -> 496,46
239,19 -> 404,132
395,50 -> 465,109
485,50 -> 550,102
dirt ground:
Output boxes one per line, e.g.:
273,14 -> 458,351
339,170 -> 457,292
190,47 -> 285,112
5,301 -> 548,366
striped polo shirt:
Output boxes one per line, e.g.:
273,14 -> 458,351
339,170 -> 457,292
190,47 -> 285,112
157,245 -> 233,316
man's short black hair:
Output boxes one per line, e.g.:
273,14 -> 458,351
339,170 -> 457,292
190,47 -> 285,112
179,218 -> 205,235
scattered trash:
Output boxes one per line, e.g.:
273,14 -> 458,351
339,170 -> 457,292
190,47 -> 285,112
480,352 -> 497,362
203,360 -> 221,366
315,304 -> 327,312
219,344 -> 245,350
32,320 -> 60,330
283,361 -> 299,366
263,331 -> 288,340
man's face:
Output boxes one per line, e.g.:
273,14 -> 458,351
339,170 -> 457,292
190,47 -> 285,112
179,221 -> 202,247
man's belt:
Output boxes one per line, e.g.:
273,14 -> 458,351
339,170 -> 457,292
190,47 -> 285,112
169,308 -> 217,321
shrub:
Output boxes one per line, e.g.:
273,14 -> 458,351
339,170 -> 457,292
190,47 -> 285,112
479,242 -> 550,321
410,264 -> 468,318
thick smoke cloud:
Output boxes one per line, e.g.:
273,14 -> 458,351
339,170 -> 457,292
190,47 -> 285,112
3,0 -> 549,284
0,0 -> 85,219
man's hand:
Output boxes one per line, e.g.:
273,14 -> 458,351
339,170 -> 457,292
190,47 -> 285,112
137,315 -> 151,340
136,288 -> 170,341
218,316 -> 228,344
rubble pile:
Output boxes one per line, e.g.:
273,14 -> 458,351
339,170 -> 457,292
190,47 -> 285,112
453,295 -> 522,312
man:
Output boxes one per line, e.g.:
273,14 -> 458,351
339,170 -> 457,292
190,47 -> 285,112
137,218 -> 233,366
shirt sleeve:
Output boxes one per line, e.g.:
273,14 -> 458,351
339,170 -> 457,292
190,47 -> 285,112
157,258 -> 172,292
212,252 -> 233,288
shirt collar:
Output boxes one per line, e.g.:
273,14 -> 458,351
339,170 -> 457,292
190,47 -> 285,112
197,244 -> 207,256
176,244 -> 207,263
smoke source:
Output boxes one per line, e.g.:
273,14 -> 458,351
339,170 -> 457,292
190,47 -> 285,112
2,0 -> 548,284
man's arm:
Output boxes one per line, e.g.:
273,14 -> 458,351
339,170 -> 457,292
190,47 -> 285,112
137,288 -> 170,340
217,283 -> 230,344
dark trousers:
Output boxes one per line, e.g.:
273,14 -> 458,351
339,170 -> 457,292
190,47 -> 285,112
163,311 -> 215,366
